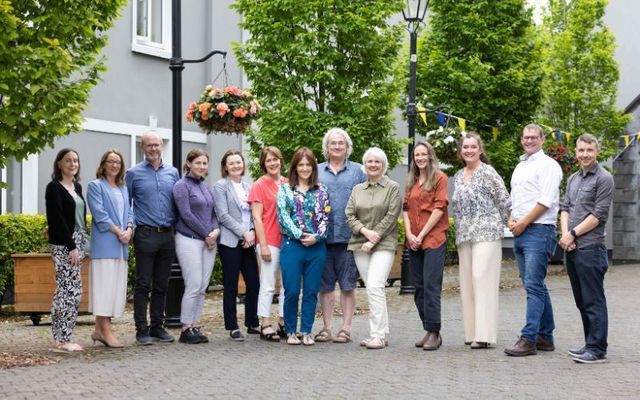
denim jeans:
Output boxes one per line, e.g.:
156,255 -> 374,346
513,224 -> 557,342
280,238 -> 326,334
409,243 -> 446,332
565,243 -> 608,357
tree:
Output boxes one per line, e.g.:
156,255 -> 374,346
537,0 -> 629,161
0,0 -> 125,169
414,0 -> 543,180
231,0 -> 405,175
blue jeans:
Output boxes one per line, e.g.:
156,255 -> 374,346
280,238 -> 326,334
513,224 -> 557,342
565,243 -> 608,357
409,243 -> 446,332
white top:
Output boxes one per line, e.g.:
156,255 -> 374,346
510,149 -> 562,225
232,180 -> 252,231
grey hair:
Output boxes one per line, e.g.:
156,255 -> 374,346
322,127 -> 353,159
361,147 -> 388,175
576,133 -> 601,150
522,123 -> 544,139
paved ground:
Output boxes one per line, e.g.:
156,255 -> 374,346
1,262 -> 639,399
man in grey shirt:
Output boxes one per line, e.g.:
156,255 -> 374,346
559,133 -> 614,364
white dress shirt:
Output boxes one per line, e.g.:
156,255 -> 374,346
510,149 -> 562,225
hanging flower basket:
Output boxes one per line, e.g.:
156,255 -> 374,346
186,85 -> 261,134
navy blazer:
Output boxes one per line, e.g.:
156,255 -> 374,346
213,178 -> 254,247
87,179 -> 134,260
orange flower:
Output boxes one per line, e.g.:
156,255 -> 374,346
187,101 -> 197,112
216,102 -> 230,117
233,108 -> 248,118
198,102 -> 211,113
224,86 -> 241,96
201,110 -> 209,120
186,110 -> 193,122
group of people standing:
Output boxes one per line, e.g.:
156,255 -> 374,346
44,123 -> 613,364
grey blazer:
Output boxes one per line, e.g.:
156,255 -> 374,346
212,178 -> 254,248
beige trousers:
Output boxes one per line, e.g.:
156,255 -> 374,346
353,250 -> 394,339
457,240 -> 502,344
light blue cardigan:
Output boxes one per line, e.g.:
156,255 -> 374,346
87,179 -> 134,260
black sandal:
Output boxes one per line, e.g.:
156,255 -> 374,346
260,325 -> 281,342
277,322 -> 286,338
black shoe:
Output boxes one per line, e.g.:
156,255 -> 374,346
568,346 -> 586,357
230,329 -> 245,341
247,326 -> 261,335
193,327 -> 209,343
136,329 -> 153,346
277,323 -> 286,338
179,328 -> 203,344
573,351 -> 607,364
536,336 -> 555,351
150,327 -> 175,343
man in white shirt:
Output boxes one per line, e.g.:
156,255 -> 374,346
504,123 -> 563,357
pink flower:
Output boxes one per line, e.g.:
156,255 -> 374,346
205,85 -> 213,91
250,100 -> 261,111
224,86 -> 241,96
233,108 -> 248,118
216,102 -> 230,117
201,110 -> 209,120
186,110 -> 193,122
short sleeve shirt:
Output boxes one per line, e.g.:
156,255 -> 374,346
248,175 -> 287,248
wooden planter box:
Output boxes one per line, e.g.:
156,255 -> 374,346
12,253 -> 91,325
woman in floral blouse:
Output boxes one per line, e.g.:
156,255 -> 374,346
452,131 -> 511,349
277,147 -> 330,346
403,141 -> 449,351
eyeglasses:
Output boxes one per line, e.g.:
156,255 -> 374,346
105,160 -> 122,165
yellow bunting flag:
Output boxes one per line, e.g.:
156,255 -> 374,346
492,127 -> 499,141
564,131 -> 571,143
458,118 -> 466,130
417,106 -> 427,125
623,135 -> 630,146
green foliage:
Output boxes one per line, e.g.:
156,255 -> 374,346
231,0 -> 406,177
0,214 -> 48,296
0,0 -> 126,169
537,0 -> 630,162
413,0 -> 543,182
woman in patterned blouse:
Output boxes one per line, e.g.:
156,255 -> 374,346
277,147 -> 330,346
452,131 -> 511,349
403,141 -> 449,351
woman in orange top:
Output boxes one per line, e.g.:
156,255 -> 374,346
402,141 -> 449,351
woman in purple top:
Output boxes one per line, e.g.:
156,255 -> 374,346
277,147 -> 330,345
173,149 -> 220,344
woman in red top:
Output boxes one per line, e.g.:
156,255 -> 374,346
402,141 -> 449,351
248,146 -> 287,341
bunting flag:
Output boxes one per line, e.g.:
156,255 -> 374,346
492,127 -> 499,142
623,135 -> 630,146
417,106 -> 427,125
614,132 -> 640,161
555,130 -> 562,143
435,111 -> 446,127
458,118 -> 466,131
564,131 -> 571,143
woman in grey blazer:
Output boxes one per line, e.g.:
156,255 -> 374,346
213,150 -> 260,341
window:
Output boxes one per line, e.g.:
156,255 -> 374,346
132,0 -> 172,59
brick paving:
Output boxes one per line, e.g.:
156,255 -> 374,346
1,262 -> 638,399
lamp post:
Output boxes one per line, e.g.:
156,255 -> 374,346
400,0 -> 429,295
166,0 -> 226,327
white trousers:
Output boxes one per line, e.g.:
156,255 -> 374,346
457,240 -> 502,344
175,233 -> 217,325
256,244 -> 285,318
353,250 -> 394,339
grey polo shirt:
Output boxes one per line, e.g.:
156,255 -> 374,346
560,162 -> 614,248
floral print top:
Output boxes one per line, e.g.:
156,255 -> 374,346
277,183 -> 330,242
452,162 -> 511,245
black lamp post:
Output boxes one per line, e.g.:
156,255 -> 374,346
165,0 -> 226,327
400,0 -> 429,295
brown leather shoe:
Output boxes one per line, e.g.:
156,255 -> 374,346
504,336 -> 537,356
422,332 -> 442,351
415,332 -> 429,348
536,336 -> 555,351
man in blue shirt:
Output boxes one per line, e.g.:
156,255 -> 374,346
315,128 -> 366,344
126,131 -> 180,345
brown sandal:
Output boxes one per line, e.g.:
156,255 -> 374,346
313,328 -> 333,342
332,329 -> 352,343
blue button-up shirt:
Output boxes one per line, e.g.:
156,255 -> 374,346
318,160 -> 366,244
125,160 -> 180,228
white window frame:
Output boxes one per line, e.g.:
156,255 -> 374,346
131,0 -> 172,59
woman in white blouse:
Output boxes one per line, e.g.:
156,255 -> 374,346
452,131 -> 511,349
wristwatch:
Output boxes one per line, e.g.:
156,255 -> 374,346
570,229 -> 577,238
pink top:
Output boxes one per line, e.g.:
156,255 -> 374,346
248,175 -> 287,247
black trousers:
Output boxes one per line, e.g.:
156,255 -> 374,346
133,228 -> 175,332
409,243 -> 446,332
219,243 -> 260,331
565,243 -> 609,357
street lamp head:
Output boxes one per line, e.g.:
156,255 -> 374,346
402,0 -> 429,23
